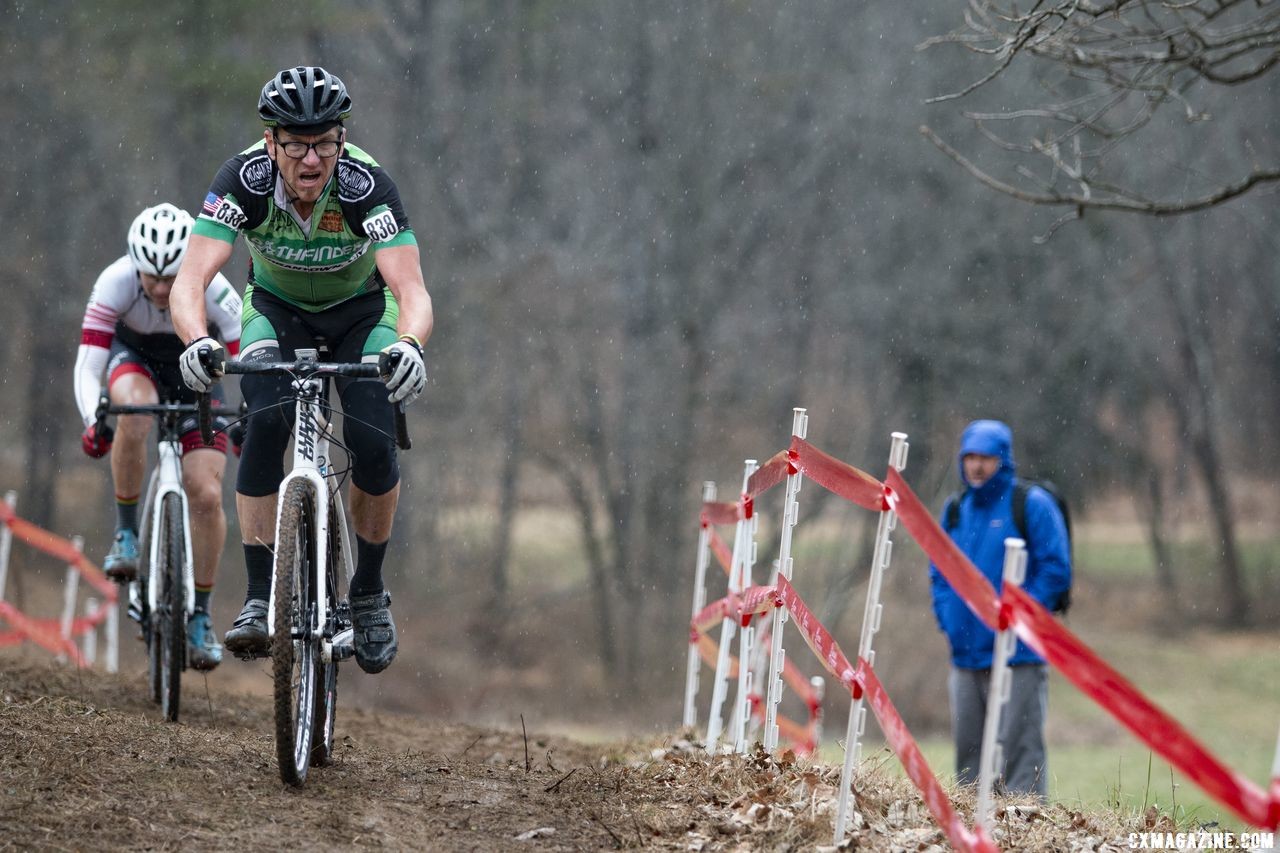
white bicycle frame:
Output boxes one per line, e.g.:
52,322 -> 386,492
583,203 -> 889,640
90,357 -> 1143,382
145,435 -> 195,619
264,350 -> 356,663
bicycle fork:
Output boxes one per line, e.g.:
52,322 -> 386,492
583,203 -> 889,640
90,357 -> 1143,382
147,439 -> 195,618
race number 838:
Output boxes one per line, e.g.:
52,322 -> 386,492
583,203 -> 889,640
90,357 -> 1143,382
363,211 -> 399,243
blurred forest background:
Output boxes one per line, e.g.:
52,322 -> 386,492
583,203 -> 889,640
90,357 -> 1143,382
2,1 -> 1278,738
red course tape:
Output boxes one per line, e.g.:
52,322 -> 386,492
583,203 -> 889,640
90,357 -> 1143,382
745,450 -> 793,500
0,601 -> 84,665
1005,585 -> 1275,829
790,437 -> 888,511
0,505 -> 117,602
708,527 -> 734,576
774,575 -> 857,689
701,501 -> 739,527
859,659 -> 999,853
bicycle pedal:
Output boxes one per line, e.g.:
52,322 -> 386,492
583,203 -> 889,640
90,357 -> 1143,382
125,581 -> 143,622
232,649 -> 271,662
332,627 -> 355,662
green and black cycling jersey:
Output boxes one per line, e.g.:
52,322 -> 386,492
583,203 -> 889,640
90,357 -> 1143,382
193,140 -> 416,312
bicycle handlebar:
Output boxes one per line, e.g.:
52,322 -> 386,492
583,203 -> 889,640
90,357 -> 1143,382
96,399 -> 243,450
220,360 -> 382,379
105,403 -> 241,417
196,352 -> 410,451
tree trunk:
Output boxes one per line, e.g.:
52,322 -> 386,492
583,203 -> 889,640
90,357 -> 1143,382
1138,465 -> 1179,615
487,376 -> 524,617
1153,221 -> 1249,624
1188,427 -> 1249,623
536,449 -> 618,676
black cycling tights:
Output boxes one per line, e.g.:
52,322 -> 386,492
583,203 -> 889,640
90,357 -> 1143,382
237,372 -> 399,498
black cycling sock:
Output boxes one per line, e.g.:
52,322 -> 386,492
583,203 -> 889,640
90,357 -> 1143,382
194,586 -> 213,613
244,543 -> 274,602
116,495 -> 139,534
351,535 -> 388,597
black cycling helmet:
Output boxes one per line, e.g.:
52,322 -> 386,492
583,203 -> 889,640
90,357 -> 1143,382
258,66 -> 352,131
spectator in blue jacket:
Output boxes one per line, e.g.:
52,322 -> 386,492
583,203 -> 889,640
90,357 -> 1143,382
929,419 -> 1071,798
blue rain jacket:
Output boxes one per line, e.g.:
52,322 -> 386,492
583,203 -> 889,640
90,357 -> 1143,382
928,420 -> 1072,669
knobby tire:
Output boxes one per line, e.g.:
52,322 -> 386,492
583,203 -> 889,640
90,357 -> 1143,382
273,480 -> 318,786
310,499 -> 343,768
139,475 -> 161,706
159,493 -> 185,722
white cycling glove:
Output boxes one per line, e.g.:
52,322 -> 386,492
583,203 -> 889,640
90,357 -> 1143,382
380,337 -> 426,405
179,337 -> 224,393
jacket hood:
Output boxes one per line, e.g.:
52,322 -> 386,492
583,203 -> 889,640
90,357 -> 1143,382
958,419 -> 1016,497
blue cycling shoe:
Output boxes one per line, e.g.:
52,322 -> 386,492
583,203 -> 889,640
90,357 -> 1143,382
187,607 -> 223,671
103,529 -> 140,581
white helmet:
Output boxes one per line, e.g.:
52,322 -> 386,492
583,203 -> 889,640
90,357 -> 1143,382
127,203 -> 193,276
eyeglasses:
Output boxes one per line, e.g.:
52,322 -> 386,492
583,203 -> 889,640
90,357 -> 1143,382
275,137 -> 342,159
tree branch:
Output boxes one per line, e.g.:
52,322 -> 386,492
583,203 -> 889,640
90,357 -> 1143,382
920,124 -> 1280,214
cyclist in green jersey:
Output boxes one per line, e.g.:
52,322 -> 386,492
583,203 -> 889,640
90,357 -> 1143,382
171,66 -> 433,674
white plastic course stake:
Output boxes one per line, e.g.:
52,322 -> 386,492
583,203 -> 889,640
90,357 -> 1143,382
684,481 -> 718,729
835,431 -> 908,843
58,536 -> 85,664
732,479 -> 757,753
0,490 -> 16,603
763,408 -> 808,752
730,461 -> 760,754
810,675 -> 827,749
977,537 -> 1028,833
1270,723 -> 1280,833
1273,722 -> 1280,790
105,596 -> 118,673
706,460 -> 757,753
744,560 -> 781,746
82,597 -> 99,666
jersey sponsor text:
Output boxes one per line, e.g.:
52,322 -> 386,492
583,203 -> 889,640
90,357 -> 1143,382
337,161 -> 374,202
319,210 -> 344,233
239,154 -> 274,195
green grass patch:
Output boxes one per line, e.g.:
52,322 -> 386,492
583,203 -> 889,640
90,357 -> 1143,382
1074,532 -> 1280,584
822,626 -> 1277,834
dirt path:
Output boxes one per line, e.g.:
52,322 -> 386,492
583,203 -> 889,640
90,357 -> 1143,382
0,650 -> 1148,851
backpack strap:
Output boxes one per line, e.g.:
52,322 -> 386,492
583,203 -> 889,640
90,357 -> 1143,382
943,493 -> 961,532
1011,479 -> 1031,544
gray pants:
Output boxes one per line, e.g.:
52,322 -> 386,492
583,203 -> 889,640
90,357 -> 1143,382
949,664 -> 1048,798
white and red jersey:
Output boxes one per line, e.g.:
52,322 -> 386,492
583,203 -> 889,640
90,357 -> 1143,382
74,255 -> 242,425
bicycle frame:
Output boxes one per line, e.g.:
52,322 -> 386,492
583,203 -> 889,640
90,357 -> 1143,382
263,349 -> 355,662
199,346 -> 408,783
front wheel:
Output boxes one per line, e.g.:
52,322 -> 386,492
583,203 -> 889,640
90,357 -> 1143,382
272,480 -> 319,786
158,492 -> 186,722
138,474 -> 161,705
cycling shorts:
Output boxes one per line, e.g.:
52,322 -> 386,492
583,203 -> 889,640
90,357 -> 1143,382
236,284 -> 400,497
107,339 -> 231,454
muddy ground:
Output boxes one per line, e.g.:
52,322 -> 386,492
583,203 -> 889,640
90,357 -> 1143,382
1,649 -> 1166,851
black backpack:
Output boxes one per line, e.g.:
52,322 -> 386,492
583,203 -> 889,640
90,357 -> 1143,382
943,478 -> 1073,614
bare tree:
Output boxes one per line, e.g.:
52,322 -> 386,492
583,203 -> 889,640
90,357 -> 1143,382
920,0 -> 1280,232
